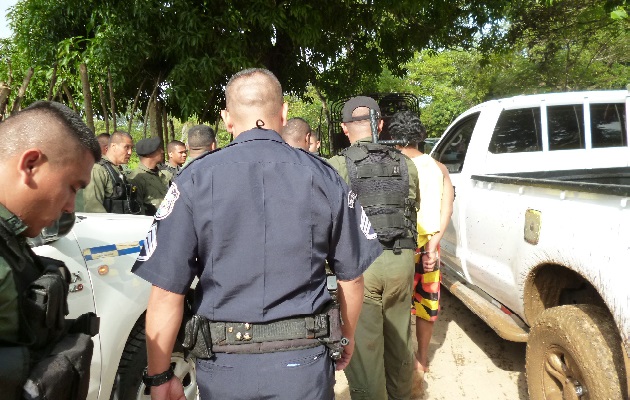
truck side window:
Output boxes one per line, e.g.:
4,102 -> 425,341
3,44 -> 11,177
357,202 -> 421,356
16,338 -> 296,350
548,104 -> 585,150
591,103 -> 627,148
489,108 -> 542,154
433,113 -> 479,173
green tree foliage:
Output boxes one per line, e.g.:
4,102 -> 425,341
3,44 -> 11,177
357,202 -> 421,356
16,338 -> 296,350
384,0 -> 629,137
502,0 -> 629,91
2,0 -> 510,124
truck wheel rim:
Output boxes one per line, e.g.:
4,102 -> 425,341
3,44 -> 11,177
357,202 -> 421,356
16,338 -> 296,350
543,345 -> 586,400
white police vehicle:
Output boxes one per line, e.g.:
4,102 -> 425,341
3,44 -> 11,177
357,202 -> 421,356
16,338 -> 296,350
31,213 -> 198,400
431,89 -> 630,399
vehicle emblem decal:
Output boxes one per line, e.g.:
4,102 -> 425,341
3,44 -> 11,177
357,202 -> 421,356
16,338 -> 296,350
155,183 -> 180,220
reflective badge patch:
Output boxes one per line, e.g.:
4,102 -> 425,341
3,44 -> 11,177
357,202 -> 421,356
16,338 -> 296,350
348,190 -> 358,209
155,183 -> 180,220
360,206 -> 377,240
137,223 -> 157,262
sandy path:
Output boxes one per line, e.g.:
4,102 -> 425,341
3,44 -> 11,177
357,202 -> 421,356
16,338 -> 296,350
334,289 -> 528,399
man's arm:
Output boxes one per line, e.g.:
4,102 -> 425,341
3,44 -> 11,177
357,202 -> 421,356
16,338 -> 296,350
423,161 -> 454,271
335,275 -> 364,371
145,285 -> 186,400
82,166 -> 108,213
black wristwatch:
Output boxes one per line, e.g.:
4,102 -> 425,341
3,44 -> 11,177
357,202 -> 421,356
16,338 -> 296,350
142,366 -> 175,387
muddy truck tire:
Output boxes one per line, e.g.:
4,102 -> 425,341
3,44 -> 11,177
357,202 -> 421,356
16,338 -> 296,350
526,304 -> 627,400
110,321 -> 199,400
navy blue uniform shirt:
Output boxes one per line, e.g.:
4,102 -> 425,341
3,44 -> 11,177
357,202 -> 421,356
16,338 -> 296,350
132,128 -> 382,323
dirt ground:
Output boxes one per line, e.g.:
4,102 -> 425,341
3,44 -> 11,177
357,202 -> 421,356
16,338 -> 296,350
333,289 -> 529,399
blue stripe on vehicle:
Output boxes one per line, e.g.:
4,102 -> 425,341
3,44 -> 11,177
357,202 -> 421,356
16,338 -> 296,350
82,241 -> 145,261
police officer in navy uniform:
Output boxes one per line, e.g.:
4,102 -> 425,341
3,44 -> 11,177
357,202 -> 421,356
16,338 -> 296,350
131,68 -> 382,400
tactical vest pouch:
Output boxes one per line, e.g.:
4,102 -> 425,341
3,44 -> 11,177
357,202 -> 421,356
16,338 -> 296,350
22,260 -> 69,350
0,346 -> 30,400
99,160 -> 142,215
316,302 -> 345,360
23,332 -> 93,400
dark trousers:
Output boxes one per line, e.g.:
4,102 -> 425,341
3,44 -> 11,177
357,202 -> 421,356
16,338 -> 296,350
196,345 -> 334,399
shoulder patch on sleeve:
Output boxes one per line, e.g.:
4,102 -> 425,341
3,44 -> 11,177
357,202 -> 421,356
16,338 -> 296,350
137,222 -> 158,262
360,206 -> 378,240
348,190 -> 358,209
155,183 -> 180,220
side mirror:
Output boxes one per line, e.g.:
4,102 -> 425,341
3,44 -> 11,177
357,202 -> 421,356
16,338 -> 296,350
28,212 -> 76,247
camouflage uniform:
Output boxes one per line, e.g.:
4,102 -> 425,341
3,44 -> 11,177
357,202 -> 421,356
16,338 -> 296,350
78,156 -> 141,214
158,163 -> 179,185
128,163 -> 169,216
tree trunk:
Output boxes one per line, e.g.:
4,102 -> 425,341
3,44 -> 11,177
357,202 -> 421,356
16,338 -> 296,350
315,86 -> 330,155
62,81 -> 78,113
162,104 -> 169,142
149,99 -> 163,142
98,83 -> 109,134
143,73 -> 161,138
143,98 -> 151,138
200,88 -> 216,123
128,78 -> 146,133
79,63 -> 95,132
168,119 -> 175,142
47,63 -> 57,101
10,67 -> 34,115
54,83 -> 63,103
108,67 -> 117,130
0,81 -> 11,121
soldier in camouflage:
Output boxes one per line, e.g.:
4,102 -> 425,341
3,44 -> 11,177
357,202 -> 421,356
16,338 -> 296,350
78,131 -> 142,214
128,137 -> 169,216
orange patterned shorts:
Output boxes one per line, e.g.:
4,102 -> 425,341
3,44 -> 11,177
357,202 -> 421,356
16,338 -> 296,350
411,246 -> 441,321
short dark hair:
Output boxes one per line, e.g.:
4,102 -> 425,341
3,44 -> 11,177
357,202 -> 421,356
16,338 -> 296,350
110,130 -> 133,144
387,110 -> 426,146
187,125 -> 216,149
167,140 -> 186,153
23,101 -> 101,162
282,117 -> 311,139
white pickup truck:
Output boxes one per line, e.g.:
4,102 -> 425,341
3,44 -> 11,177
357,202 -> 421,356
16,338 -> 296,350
31,213 -> 199,400
430,89 -> 629,399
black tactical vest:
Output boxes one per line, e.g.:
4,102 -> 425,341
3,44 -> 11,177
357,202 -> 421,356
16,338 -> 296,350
342,142 -> 416,253
98,159 -> 142,215
0,224 -> 95,400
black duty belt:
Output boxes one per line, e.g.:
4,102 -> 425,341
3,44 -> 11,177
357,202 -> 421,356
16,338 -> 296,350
179,311 -> 334,358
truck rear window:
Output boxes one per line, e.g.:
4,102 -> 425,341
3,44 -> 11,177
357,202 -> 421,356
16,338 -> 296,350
548,105 -> 585,150
591,103 -> 627,148
489,108 -> 542,154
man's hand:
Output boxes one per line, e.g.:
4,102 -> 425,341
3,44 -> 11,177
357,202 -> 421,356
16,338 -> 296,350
336,275 -> 364,371
421,252 -> 437,273
150,377 -> 186,400
335,338 -> 355,371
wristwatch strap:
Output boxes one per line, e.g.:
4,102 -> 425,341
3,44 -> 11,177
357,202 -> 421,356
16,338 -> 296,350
142,366 -> 175,387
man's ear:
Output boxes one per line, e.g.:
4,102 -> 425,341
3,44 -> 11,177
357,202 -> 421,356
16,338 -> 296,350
378,119 -> 384,133
341,123 -> 349,137
18,148 -> 44,184
221,109 -> 233,133
210,142 -> 217,151
281,102 -> 289,126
